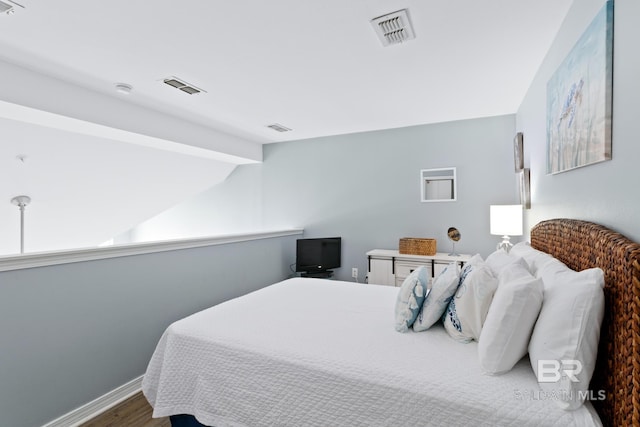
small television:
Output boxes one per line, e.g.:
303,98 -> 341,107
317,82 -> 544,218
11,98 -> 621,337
296,237 -> 341,277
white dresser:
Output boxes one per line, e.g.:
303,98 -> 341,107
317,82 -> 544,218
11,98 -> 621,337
366,249 -> 471,286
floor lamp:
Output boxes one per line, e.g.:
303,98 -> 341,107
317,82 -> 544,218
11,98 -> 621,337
11,195 -> 31,254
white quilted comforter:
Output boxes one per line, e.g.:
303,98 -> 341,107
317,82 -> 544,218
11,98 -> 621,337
143,278 -> 601,427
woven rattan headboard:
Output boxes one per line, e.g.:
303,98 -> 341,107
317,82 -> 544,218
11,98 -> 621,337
530,219 -> 640,427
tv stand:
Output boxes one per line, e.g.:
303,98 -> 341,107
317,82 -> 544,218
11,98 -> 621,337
301,271 -> 334,279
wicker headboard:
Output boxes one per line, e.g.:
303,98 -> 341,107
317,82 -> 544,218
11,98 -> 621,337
530,219 -> 640,427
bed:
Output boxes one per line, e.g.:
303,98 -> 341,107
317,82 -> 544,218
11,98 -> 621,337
142,219 -> 640,427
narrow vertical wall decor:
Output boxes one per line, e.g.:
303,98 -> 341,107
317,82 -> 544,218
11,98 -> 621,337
519,169 -> 531,209
514,132 -> 524,172
512,132 -> 529,209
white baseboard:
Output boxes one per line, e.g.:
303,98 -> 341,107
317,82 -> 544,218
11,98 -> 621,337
41,375 -> 144,427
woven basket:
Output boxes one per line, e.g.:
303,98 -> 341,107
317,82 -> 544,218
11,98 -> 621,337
398,238 -> 437,256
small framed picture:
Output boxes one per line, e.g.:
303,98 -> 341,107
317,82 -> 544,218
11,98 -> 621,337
514,132 -> 524,171
519,168 -> 531,209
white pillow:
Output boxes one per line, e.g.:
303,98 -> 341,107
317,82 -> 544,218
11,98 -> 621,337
510,242 -> 555,275
394,266 -> 430,332
443,257 -> 498,342
536,257 -> 577,283
413,262 -> 460,331
484,249 -> 523,277
528,264 -> 605,410
466,253 -> 484,266
478,259 -> 543,374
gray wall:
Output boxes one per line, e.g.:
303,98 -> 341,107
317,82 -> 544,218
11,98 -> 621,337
516,0 -> 640,242
0,235 -> 297,427
129,115 -> 519,282
169,115 -> 515,282
261,116 -> 518,281
9,3 -> 640,424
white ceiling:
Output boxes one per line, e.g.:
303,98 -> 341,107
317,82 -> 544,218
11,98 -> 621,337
0,0 -> 573,143
0,0 -> 572,253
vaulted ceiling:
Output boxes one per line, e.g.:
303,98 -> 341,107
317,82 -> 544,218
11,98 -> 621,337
0,0 -> 573,255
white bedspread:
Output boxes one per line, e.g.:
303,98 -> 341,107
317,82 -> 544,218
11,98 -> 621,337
143,278 -> 601,427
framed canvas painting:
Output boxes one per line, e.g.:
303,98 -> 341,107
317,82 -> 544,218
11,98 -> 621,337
546,0 -> 613,174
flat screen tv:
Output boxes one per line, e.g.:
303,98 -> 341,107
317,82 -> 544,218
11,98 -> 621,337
295,237 -> 341,276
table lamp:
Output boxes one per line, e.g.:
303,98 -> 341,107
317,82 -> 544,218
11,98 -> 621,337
490,205 -> 523,252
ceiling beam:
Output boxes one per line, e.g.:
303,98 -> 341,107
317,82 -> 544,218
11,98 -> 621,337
0,59 -> 261,164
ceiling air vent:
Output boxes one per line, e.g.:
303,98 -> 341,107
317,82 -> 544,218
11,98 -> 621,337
162,76 -> 206,95
266,123 -> 292,133
0,1 -> 14,14
370,9 -> 416,47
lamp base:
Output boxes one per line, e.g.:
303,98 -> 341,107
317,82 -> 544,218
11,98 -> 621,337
448,242 -> 460,257
496,235 -> 513,253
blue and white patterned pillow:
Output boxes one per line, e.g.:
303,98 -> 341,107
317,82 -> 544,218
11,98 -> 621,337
443,256 -> 498,342
394,266 -> 429,332
413,262 -> 460,331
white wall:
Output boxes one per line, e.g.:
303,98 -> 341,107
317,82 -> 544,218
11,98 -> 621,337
0,58 -> 266,255
119,164 -> 264,242
516,0 -> 640,242
0,117 -> 237,255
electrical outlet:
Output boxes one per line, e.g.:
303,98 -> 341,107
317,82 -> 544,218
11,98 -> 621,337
352,268 -> 358,279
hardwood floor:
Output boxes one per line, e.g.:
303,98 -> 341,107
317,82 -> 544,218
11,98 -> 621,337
80,391 -> 171,427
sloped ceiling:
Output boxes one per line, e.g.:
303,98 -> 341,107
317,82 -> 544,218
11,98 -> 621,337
0,117 -> 236,254
0,0 -> 573,255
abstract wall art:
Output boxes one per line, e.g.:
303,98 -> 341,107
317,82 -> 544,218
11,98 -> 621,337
546,1 -> 613,174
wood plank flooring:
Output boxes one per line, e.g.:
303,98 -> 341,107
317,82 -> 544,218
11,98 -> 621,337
79,391 -> 171,427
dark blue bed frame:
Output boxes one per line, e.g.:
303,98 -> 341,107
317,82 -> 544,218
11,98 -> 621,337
170,414 -> 207,427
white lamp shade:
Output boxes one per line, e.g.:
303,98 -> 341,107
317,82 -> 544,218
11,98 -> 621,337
490,205 -> 523,236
